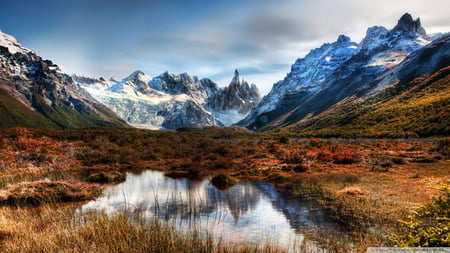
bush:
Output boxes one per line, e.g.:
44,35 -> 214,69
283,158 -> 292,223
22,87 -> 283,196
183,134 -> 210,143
283,151 -> 305,164
317,150 -> 334,162
391,191 -> 450,247
333,152 -> 359,164
436,137 -> 450,157
293,164 -> 309,173
392,157 -> 407,164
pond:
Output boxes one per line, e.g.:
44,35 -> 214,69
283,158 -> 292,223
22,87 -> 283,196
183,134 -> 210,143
81,170 -> 334,251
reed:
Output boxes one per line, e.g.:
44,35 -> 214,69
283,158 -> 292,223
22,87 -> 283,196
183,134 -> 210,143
0,205 -> 288,253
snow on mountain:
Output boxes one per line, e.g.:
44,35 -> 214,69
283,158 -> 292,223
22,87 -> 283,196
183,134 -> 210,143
75,70 -> 261,129
239,34 -> 359,126
207,69 -> 261,125
0,30 -> 32,55
239,13 -> 434,130
0,30 -> 128,129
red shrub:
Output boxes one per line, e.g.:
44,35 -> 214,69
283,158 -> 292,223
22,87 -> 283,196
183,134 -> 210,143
317,150 -> 334,162
333,152 -> 360,164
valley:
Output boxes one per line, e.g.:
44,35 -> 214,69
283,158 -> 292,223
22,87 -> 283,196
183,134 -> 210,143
0,8 -> 449,252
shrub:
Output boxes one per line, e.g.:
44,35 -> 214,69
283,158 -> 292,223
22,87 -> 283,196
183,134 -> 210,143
333,152 -> 359,164
392,157 -> 407,164
293,164 -> 309,173
279,136 -> 289,144
379,159 -> 394,169
391,191 -> 450,247
436,137 -> 450,157
317,150 -> 334,162
283,151 -> 305,164
415,156 -> 436,163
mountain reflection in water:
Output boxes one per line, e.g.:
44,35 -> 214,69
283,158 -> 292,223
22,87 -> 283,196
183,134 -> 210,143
81,170 -> 331,250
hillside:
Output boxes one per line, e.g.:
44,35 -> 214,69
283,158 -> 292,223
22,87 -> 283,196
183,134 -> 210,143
285,66 -> 450,137
239,14 -> 450,137
0,30 -> 129,129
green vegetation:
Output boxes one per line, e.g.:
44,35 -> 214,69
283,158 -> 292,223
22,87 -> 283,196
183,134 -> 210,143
33,93 -> 129,129
0,87 -> 128,130
391,185 -> 450,247
287,67 -> 450,137
0,88 -> 60,129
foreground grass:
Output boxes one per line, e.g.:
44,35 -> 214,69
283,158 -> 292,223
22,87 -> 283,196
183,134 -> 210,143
0,206 -> 286,253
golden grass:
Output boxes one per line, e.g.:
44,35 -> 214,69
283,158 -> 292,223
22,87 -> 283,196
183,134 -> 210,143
0,128 -> 449,251
0,206 -> 286,253
0,180 -> 101,206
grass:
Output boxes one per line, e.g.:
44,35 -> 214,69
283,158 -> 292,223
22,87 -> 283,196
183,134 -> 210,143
0,205 -> 286,253
0,127 -> 448,251
0,180 -> 101,206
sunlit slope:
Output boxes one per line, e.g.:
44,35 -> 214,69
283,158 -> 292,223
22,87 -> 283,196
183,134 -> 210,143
286,66 -> 450,137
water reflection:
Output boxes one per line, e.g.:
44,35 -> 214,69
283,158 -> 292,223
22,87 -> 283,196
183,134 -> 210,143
82,170 -> 330,250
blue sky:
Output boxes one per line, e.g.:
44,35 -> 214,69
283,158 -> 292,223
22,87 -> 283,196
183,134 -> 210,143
1,0 -> 449,94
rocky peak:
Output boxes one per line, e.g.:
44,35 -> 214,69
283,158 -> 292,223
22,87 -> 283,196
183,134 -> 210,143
0,30 -> 31,55
231,69 -> 240,83
337,35 -> 351,43
208,70 -> 261,116
359,13 -> 430,54
360,26 -> 389,50
125,70 -> 152,93
392,13 -> 426,36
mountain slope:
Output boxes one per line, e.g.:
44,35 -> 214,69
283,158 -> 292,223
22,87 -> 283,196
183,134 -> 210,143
76,69 -> 261,129
284,35 -> 450,137
0,30 -> 129,129
239,13 -> 438,133
0,87 -> 60,129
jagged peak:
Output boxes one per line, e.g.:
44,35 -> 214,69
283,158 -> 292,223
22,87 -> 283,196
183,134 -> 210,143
392,13 -> 426,36
336,35 -> 351,43
232,69 -> 240,84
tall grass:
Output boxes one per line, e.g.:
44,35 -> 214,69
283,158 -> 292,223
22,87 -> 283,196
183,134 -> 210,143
0,205 -> 288,253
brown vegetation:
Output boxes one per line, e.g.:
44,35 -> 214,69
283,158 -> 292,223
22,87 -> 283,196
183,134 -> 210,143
0,127 -> 448,251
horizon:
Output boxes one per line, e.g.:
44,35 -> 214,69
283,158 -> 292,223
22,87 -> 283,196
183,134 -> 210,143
1,0 -> 450,95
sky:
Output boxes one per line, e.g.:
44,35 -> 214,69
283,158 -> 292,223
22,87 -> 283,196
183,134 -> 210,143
1,0 -> 449,95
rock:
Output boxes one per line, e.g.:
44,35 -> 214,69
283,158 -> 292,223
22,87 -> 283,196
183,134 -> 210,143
211,174 -> 238,190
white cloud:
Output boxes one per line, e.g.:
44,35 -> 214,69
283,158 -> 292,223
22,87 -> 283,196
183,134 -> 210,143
14,0 -> 450,96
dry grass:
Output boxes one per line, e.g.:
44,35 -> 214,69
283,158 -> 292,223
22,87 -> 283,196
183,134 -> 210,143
335,185 -> 369,196
0,180 -> 101,206
0,206 -> 286,253
0,129 -> 449,251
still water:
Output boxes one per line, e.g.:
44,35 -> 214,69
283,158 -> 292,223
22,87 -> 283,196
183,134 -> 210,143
82,170 -> 333,251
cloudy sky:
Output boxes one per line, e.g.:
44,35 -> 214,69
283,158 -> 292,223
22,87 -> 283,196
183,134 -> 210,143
1,0 -> 449,94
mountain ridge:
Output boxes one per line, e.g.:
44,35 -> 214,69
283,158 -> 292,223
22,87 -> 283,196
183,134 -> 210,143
238,13 -> 449,136
75,69 -> 261,129
0,31 -> 129,129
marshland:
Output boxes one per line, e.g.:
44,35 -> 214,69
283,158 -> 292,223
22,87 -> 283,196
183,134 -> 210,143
0,127 -> 448,252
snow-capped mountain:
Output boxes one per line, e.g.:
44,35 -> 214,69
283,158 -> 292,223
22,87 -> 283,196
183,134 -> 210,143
75,69 -> 261,129
0,29 -> 128,129
239,13 -> 438,130
207,70 -> 261,125
287,34 -> 450,136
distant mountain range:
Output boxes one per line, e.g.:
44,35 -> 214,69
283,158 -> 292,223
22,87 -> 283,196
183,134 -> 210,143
238,13 -> 450,136
74,69 -> 261,129
0,13 -> 449,136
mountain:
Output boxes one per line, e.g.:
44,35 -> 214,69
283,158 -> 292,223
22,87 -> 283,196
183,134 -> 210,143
75,69 -> 261,129
286,35 -> 450,137
207,70 -> 261,125
239,13 -> 449,136
0,30 -> 128,129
